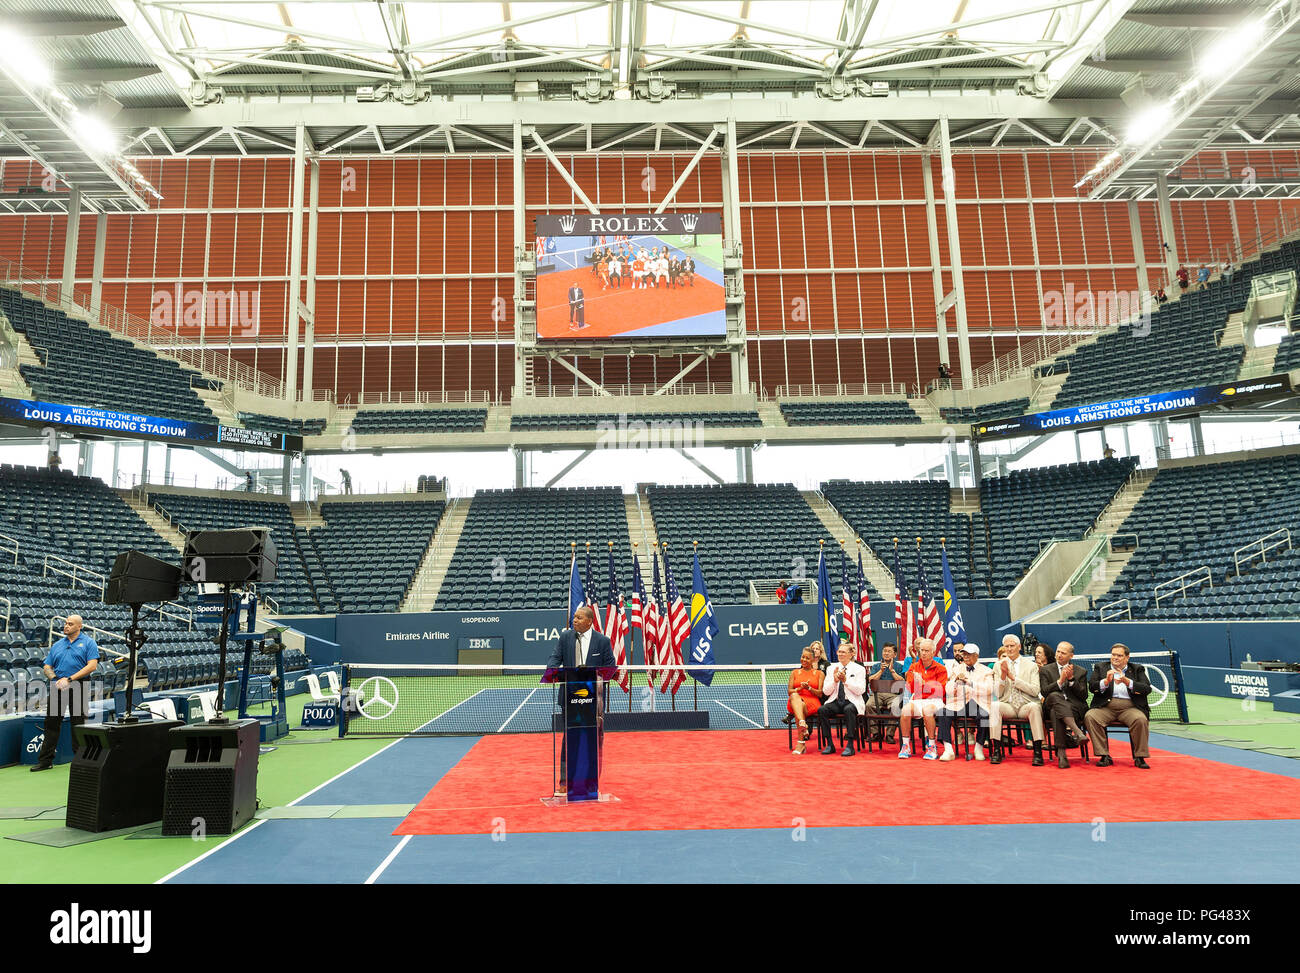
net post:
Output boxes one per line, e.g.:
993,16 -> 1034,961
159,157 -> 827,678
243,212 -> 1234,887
1169,650 -> 1189,723
337,664 -> 348,739
760,666 -> 769,728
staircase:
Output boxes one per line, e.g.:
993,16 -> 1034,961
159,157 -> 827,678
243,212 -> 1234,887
1077,467 -> 1158,601
756,400 -> 786,427
1218,311 -> 1248,349
625,492 -> 660,580
0,310 -> 40,399
291,502 -> 326,530
120,489 -> 186,554
1030,371 -> 1068,412
400,496 -> 472,612
800,489 -> 895,598
1239,341 -> 1281,380
485,405 -> 512,433
908,397 -> 944,424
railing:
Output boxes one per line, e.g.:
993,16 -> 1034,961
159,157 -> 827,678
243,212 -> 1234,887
350,389 -> 494,406
1099,598 -> 1131,622
48,616 -> 126,648
1085,464 -> 1145,539
968,328 -> 1103,390
0,532 -> 19,565
748,579 -> 819,606
148,602 -> 195,631
1154,566 -> 1212,606
772,382 -> 909,398
1065,534 -> 1112,597
1233,528 -> 1292,578
1195,208 -> 1300,277
0,254 -> 289,401
43,554 -> 105,594
525,381 -> 742,398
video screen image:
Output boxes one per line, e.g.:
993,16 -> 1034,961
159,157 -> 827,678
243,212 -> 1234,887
535,213 -> 726,340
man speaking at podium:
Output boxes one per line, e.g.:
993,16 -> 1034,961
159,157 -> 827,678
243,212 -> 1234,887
544,605 -> 615,675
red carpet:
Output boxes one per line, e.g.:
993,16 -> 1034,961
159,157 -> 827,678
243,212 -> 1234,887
395,730 -> 1300,837
537,266 -> 722,339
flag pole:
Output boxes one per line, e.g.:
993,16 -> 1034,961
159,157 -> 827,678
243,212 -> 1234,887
662,541 -> 675,712
692,539 -> 699,713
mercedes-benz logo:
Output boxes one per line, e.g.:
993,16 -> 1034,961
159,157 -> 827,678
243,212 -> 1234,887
355,676 -> 399,721
792,620 -> 808,637
1147,666 -> 1170,711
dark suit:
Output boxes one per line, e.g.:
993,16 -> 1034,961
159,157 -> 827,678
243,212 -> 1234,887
1040,661 -> 1089,750
568,285 -> 585,327
1086,660 -> 1152,758
546,627 -> 615,672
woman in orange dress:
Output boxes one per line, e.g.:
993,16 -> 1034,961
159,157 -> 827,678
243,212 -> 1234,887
787,647 -> 823,754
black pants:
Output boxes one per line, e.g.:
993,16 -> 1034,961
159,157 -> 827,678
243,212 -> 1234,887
818,698 -> 859,748
937,702 -> 989,745
38,682 -> 88,765
1045,696 -> 1086,749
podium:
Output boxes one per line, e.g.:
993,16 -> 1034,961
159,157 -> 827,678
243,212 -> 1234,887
543,666 -> 616,806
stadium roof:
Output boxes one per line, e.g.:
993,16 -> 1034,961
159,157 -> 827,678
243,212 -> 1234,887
1,1 -> 1299,209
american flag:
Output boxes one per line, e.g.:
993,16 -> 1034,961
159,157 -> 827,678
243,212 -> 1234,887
627,552 -> 645,633
892,543 -> 916,661
604,547 -> 630,691
660,547 -> 689,696
916,547 -> 947,658
839,545 -> 856,657
856,549 -> 874,665
584,546 -> 602,635
645,549 -> 665,688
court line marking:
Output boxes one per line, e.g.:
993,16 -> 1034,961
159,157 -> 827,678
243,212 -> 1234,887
417,688 -> 490,728
365,834 -> 412,884
157,734 -> 413,883
711,700 -> 763,729
498,687 -> 539,733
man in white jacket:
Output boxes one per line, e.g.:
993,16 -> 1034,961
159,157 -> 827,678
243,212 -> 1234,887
988,634 -> 1045,765
817,640 -> 868,757
937,643 -> 993,761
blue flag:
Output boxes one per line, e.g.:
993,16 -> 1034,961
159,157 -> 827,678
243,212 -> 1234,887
568,553 -> 584,626
816,549 -> 837,660
687,550 -> 719,686
939,545 -> 968,647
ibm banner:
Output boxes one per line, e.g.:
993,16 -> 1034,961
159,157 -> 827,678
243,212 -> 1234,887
0,396 -> 302,452
974,375 -> 1293,440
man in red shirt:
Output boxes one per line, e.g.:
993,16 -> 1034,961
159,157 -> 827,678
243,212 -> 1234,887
898,637 -> 947,759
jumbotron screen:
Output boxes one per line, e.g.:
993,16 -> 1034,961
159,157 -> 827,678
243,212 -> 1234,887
535,213 -> 726,340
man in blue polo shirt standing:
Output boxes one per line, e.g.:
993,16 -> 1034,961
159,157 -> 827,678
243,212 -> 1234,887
32,614 -> 98,771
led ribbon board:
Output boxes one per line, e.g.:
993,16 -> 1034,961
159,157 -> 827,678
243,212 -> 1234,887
0,396 -> 303,452
972,375 -> 1294,440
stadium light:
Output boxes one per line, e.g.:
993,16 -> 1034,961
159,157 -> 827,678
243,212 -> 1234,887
0,27 -> 52,88
71,111 -> 118,156
1198,17 -> 1268,80
1125,104 -> 1167,145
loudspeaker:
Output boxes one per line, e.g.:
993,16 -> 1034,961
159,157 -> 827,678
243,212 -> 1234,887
182,528 -> 277,585
67,720 -> 184,831
104,550 -> 183,605
161,719 -> 259,836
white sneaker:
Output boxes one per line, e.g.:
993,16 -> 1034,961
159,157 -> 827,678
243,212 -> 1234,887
940,742 -> 956,762
898,744 -> 912,759
974,744 -> 985,761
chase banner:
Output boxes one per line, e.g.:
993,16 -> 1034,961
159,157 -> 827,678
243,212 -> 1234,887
0,396 -> 301,452
973,375 -> 1293,440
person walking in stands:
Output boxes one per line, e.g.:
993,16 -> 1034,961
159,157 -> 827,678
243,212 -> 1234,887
47,450 -> 61,471
31,615 -> 98,771
1176,265 -> 1190,291
245,471 -> 254,492
1197,264 -> 1211,289
775,580 -> 787,604
340,469 -> 353,495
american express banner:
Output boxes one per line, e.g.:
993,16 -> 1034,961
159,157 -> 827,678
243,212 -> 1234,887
0,396 -> 302,452
973,375 -> 1293,440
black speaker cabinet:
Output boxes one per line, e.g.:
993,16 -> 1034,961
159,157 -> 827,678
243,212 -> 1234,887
67,720 -> 184,832
104,550 -> 183,605
161,719 -> 260,836
182,528 -> 277,585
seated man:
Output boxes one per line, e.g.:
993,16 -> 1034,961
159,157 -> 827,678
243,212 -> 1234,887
1085,642 -> 1152,769
898,638 -> 947,759
865,642 -> 905,743
988,633 -> 1045,766
936,642 -> 992,761
1039,640 -> 1089,769
817,640 -> 867,757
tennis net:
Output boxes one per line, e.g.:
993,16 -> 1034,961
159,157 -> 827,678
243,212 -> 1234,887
339,664 -> 798,737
